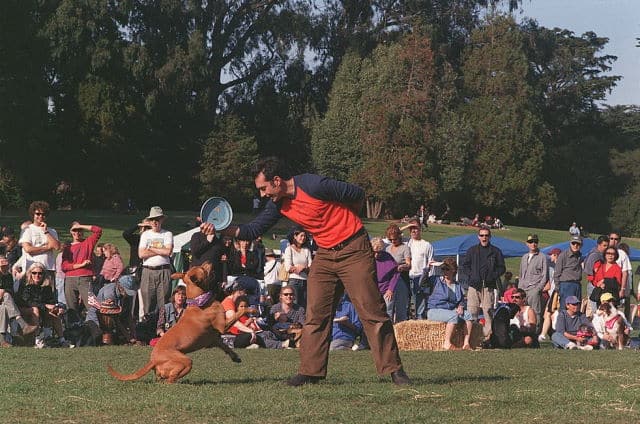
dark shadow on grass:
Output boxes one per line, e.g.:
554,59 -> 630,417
420,375 -> 510,385
183,376 -> 285,385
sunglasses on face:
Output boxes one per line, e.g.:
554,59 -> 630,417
527,240 -> 538,244
511,296 -> 522,299
31,271 -> 43,276
281,293 -> 294,297
570,242 -> 581,246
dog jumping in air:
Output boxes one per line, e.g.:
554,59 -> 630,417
107,262 -> 241,383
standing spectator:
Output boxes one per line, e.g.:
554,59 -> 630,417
518,234 -> 548,331
1,229 -> 20,267
18,201 -> 60,287
228,239 -> 260,278
55,245 -> 67,306
283,227 -> 312,309
371,237 -> 400,319
416,204 -> 427,230
223,157 -> 409,386
252,195 -> 261,215
385,224 -> 411,322
539,248 -> 562,341
190,222 -> 224,282
459,228 -> 506,338
262,248 -> 282,304
569,222 -> 580,237
592,247 -> 622,306
138,206 -> 173,316
554,236 -> 584,309
552,295 -> 598,350
123,219 -> 151,268
584,235 -> 609,314
401,218 -> 433,319
608,231 -> 632,316
62,222 -> 102,315
92,244 -> 105,277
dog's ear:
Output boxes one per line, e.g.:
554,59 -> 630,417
200,261 -> 213,276
171,272 -> 185,280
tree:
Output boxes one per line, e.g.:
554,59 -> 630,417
198,116 -> 258,209
310,51 -> 366,182
354,33 -> 438,218
461,15 -> 548,219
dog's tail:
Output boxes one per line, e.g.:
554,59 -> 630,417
107,361 -> 155,381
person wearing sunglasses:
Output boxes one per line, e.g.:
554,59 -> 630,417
518,234 -> 547,333
553,236 -> 585,309
15,262 -> 67,347
18,201 -> 60,287
459,228 -> 505,339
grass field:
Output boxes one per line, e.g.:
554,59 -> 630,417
3,346 -> 640,423
3,209 -> 640,423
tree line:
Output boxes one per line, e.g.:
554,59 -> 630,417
1,1 -> 639,235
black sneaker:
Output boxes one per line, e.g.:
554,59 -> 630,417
284,374 -> 324,387
391,368 -> 411,386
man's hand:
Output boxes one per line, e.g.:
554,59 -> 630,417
383,289 -> 393,302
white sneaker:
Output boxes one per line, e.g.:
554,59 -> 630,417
578,344 -> 593,351
566,342 -> 577,350
246,343 -> 260,349
34,338 -> 46,349
538,334 -> 547,342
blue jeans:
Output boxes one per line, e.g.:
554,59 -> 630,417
410,276 -> 427,319
551,331 -> 571,348
558,281 -> 581,310
288,278 -> 307,309
393,276 -> 410,322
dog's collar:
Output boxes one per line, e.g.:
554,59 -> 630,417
186,291 -> 213,308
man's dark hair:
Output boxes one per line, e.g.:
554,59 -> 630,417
515,288 -> 526,298
28,201 -> 50,217
609,230 -> 622,239
597,235 -> 610,244
251,157 -> 292,180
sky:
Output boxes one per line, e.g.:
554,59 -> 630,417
515,0 -> 639,106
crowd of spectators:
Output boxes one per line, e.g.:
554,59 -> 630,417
0,200 -> 636,354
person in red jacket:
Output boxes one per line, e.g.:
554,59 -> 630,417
62,222 -> 102,313
219,157 -> 409,387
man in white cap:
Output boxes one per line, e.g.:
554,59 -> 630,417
138,206 -> 173,317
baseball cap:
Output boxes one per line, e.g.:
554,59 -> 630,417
600,292 -> 615,303
549,248 -> 562,256
570,236 -> 582,244
565,295 -> 580,305
526,234 -> 539,243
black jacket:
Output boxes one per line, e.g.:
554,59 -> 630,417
459,243 -> 506,290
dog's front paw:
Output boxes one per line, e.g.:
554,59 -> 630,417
231,355 -> 242,363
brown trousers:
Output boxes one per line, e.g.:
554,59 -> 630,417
299,232 -> 403,377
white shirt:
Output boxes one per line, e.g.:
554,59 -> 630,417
263,258 -> 282,286
18,224 -> 59,270
139,229 -> 173,267
616,248 -> 632,294
407,238 -> 434,278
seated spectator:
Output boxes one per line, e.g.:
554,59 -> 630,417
230,294 -> 289,349
501,271 -> 516,302
85,282 -> 129,345
370,237 -> 399,319
269,287 -> 305,341
330,293 -> 363,350
150,285 -> 187,346
100,243 -> 125,284
425,258 -> 474,350
15,262 -> 67,347
552,295 -> 598,350
592,293 -> 630,350
471,213 -> 480,227
0,256 -> 38,346
427,214 -> 437,224
1,229 -> 20,267
509,289 -> 538,348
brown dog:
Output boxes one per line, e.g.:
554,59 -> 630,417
107,262 -> 241,383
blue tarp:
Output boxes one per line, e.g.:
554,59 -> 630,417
541,238 -> 640,261
432,234 -> 529,258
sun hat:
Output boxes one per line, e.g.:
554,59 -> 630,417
145,206 -> 165,220
600,292 -> 615,303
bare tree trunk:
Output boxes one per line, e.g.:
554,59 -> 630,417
366,199 -> 384,219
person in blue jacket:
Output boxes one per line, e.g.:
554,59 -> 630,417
427,257 -> 474,350
330,293 -> 363,350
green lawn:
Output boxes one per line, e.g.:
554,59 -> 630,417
3,210 -> 640,422
2,346 -> 640,423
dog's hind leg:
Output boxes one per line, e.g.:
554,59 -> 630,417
165,356 -> 193,383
